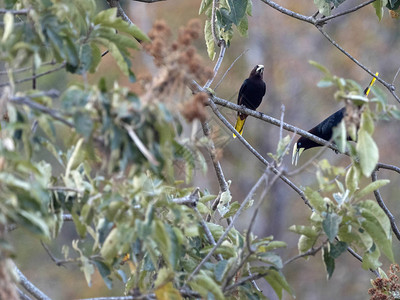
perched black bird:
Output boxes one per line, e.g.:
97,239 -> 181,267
292,73 -> 378,165
233,65 -> 266,138
292,107 -> 346,165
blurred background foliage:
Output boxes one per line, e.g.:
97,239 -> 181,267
1,0 -> 400,299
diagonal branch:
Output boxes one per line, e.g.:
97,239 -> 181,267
371,171 -> 400,241
15,265 -> 51,300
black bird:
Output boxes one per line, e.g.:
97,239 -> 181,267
233,65 -> 266,138
292,107 -> 346,165
292,73 -> 378,165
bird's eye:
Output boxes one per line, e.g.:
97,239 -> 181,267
298,142 -> 302,147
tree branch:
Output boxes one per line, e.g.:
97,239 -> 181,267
258,0 -> 314,24
371,171 -> 400,241
0,63 -> 66,88
15,265 -> 51,300
9,93 -> 74,128
207,99 -> 312,208
314,0 -> 376,25
0,8 -> 29,14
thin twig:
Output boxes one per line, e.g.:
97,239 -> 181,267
122,123 -> 159,166
393,66 -> 400,85
204,42 -> 226,88
41,241 -> 74,267
284,243 -> 325,265
15,265 -> 52,300
214,49 -> 249,91
371,171 -> 400,241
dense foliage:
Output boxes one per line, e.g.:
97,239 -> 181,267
1,0 -> 400,299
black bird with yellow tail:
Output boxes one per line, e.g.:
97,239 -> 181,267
292,73 -> 378,166
233,65 -> 266,138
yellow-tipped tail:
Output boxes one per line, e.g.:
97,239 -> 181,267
364,72 -> 379,96
233,117 -> 246,138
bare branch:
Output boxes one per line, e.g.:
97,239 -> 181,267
371,171 -> 400,241
15,265 -> 52,300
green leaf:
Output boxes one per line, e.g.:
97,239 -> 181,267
264,269 -> 294,300
373,0 -> 388,20
289,225 -> 319,238
356,129 -> 379,177
214,260 -> 229,282
314,0 -> 331,15
204,20 -> 216,60
2,12 -> 14,43
360,108 -> 375,135
330,241 -> 347,259
323,246 -> 335,279
304,187 -> 325,212
89,43 -> 102,72
309,60 -> 332,77
362,246 -> 382,270
199,0 -> 212,14
354,179 -> 389,200
237,15 -> 248,37
345,165 -> 360,195
74,112 -> 93,139
226,0 -> 247,25
189,271 -> 224,300
358,200 -> 394,262
322,212 -> 342,242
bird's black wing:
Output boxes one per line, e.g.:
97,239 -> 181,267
237,79 -> 248,106
318,108 -> 345,140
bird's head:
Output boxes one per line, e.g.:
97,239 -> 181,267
292,139 -> 305,166
251,65 -> 264,78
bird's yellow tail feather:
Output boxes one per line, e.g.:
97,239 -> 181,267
233,117 -> 246,138
364,72 -> 379,96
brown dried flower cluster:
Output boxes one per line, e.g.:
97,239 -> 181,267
368,264 -> 400,300
142,19 -> 213,122
180,92 -> 208,123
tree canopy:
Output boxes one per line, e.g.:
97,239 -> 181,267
1,0 -> 400,299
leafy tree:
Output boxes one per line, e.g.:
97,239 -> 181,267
1,0 -> 400,299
